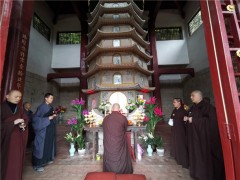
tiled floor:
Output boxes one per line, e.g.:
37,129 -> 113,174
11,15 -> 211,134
23,122 -> 193,180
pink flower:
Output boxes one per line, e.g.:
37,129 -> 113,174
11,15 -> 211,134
154,107 -> 163,117
145,97 -> 156,105
82,109 -> 89,115
67,117 -> 77,125
71,98 -> 85,105
143,116 -> 150,122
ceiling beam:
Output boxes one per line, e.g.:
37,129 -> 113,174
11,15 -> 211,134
174,0 -> 185,19
47,72 -> 81,82
158,68 -> 195,76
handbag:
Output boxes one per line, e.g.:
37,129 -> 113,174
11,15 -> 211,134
168,118 -> 173,126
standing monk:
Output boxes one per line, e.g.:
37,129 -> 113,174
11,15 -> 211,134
185,90 -> 225,180
103,103 -> 133,174
32,93 -> 57,172
1,90 -> 28,180
170,98 -> 189,168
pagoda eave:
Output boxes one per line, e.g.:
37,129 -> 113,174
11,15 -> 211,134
85,44 -> 152,63
86,28 -> 150,50
82,84 -> 155,94
82,63 -> 154,77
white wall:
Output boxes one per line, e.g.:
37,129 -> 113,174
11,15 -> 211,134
155,10 -> 189,65
27,1 -> 55,77
52,15 -> 81,68
184,1 -> 209,72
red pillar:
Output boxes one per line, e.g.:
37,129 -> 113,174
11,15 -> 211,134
0,0 -> 13,89
148,19 -> 161,107
79,20 -> 88,101
1,0 -> 34,103
200,0 -> 240,179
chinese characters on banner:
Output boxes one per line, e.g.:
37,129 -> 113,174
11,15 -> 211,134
16,33 -> 28,91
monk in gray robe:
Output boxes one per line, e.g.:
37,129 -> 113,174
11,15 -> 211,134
103,103 -> 133,174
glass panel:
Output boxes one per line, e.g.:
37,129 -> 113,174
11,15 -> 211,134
57,32 -> 81,45
33,13 -> 51,41
113,39 -> 120,47
114,74 -> 122,84
188,10 -> 203,36
113,14 -> 119,20
155,27 -> 183,41
113,26 -> 120,32
113,55 -> 121,64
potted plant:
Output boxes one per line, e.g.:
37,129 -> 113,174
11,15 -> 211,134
154,135 -> 164,156
64,132 -> 76,156
65,98 -> 87,156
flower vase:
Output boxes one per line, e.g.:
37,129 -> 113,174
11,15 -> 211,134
69,143 -> 75,156
78,148 -> 85,156
58,112 -> 63,124
147,144 -> 153,156
138,105 -> 144,112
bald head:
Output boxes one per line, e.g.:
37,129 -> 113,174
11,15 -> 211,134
190,90 -> 203,104
6,90 -> 22,104
112,103 -> 120,111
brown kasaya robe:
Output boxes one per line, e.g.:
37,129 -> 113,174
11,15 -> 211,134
103,111 -> 133,174
170,106 -> 189,168
1,101 -> 29,180
187,100 -> 225,180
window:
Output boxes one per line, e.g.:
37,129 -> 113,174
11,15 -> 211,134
33,13 -> 51,41
113,54 -> 121,64
113,14 -> 119,20
113,26 -> 120,32
113,39 -> 120,47
188,10 -> 203,36
57,32 -> 81,44
155,27 -> 183,41
113,74 -> 122,84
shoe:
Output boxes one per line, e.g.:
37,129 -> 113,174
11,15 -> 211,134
33,166 -> 44,172
47,161 -> 53,165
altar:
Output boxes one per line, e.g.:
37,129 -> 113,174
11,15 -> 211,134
84,125 -> 146,161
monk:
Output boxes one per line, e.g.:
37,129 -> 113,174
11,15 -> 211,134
103,103 -> 133,174
185,90 -> 225,180
32,93 -> 57,172
170,98 -> 188,168
1,90 -> 29,180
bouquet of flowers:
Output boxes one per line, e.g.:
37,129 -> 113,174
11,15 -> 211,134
144,97 -> 164,134
65,98 -> 86,150
138,133 -> 155,148
125,99 -> 137,112
64,132 -> 76,144
98,101 -> 107,112
55,105 -> 67,114
136,95 -> 145,106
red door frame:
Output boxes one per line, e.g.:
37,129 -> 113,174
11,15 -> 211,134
0,0 -> 13,88
200,0 -> 240,179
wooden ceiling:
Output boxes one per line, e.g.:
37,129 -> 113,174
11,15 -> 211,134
45,0 -> 187,24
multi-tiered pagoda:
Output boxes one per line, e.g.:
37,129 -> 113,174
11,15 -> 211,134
82,0 -> 155,113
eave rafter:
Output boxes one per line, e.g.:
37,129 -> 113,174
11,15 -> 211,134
85,44 -> 152,63
87,28 -> 149,51
83,62 -> 153,77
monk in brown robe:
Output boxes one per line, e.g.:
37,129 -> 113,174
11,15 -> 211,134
103,103 -> 133,174
185,90 -> 225,180
1,90 -> 29,180
170,98 -> 189,168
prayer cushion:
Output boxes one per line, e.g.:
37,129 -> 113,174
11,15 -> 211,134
84,172 -> 115,180
116,174 -> 146,180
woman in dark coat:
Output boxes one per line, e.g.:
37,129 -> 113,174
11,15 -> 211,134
170,98 -> 189,168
